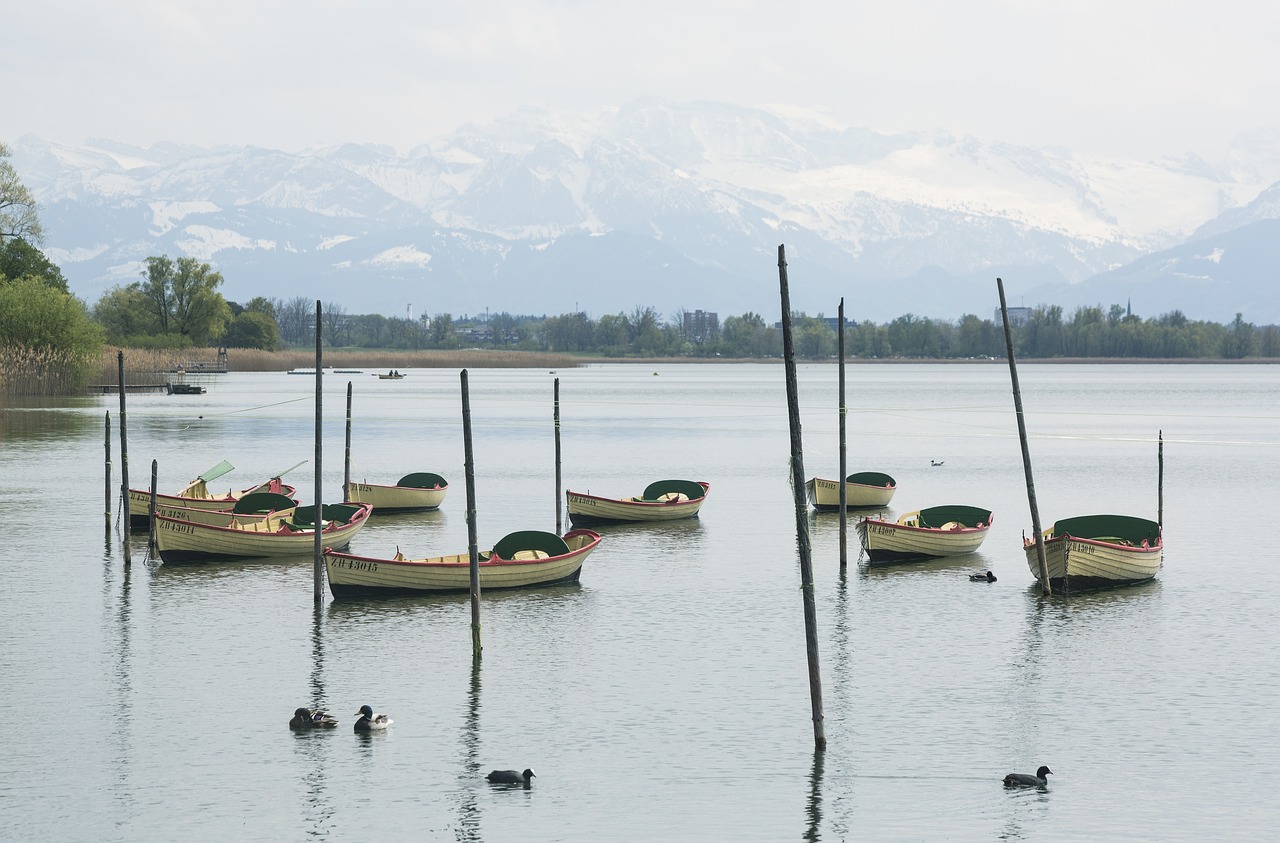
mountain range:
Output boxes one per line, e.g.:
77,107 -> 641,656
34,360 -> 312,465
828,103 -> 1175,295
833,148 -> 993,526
12,100 -> 1280,324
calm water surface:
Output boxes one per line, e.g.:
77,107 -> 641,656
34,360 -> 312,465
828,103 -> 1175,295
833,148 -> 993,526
2,363 -> 1278,841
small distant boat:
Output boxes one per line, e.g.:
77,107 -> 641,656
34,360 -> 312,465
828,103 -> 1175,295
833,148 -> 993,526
565,480 -> 709,525
376,370 -> 406,380
346,472 -> 448,512
324,529 -> 603,597
127,460 -> 297,530
1024,514 -> 1162,594
154,501 -> 372,563
805,471 -> 897,511
857,505 -> 993,563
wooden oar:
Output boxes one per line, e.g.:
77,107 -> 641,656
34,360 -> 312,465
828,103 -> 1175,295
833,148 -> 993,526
178,459 -> 235,495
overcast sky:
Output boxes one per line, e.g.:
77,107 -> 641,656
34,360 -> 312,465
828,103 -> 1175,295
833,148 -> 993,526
5,0 -> 1278,161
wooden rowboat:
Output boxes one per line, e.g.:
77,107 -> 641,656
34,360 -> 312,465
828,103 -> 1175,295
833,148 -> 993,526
345,472 -> 448,512
1024,514 -> 1162,594
154,501 -> 372,563
566,480 -> 709,525
324,529 -> 602,597
857,504 -> 993,564
805,471 -> 896,511
128,459 -> 298,529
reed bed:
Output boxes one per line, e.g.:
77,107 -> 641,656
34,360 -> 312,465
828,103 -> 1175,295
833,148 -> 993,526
0,344 -> 99,399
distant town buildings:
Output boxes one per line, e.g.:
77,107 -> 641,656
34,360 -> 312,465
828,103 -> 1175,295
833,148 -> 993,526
683,310 -> 719,344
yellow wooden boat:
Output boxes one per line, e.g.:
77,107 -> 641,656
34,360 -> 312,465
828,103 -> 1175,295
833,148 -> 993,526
128,460 -> 297,530
857,505 -> 992,564
805,471 -> 896,511
324,529 -> 602,597
565,480 -> 709,525
1024,514 -> 1162,594
345,472 -> 448,512
155,501 -> 372,563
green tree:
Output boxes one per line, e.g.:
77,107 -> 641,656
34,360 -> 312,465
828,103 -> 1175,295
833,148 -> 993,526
0,276 -> 103,354
0,142 -> 43,244
222,311 -> 281,349
428,313 -> 456,348
135,256 -> 232,343
0,238 -> 68,292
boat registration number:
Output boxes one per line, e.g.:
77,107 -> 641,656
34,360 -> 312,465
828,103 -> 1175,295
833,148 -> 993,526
351,483 -> 374,492
331,558 -> 379,572
168,522 -> 196,535
1067,541 -> 1095,555
869,525 -> 895,536
568,495 -> 595,507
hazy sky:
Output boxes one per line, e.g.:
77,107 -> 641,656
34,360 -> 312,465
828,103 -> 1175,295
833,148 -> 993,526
5,0 -> 1278,160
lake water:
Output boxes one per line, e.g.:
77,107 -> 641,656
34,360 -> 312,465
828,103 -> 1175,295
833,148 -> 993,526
2,362 -> 1278,841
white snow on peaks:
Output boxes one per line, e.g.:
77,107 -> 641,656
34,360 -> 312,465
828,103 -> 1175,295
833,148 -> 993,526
366,246 -> 432,267
174,226 -> 276,260
317,235 -> 357,250
149,201 -> 221,236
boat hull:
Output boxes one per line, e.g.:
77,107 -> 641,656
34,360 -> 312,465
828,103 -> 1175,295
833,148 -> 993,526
155,503 -> 371,562
858,521 -> 990,563
127,481 -> 296,529
1024,514 -> 1163,594
345,481 -> 447,512
325,529 -> 601,597
806,475 -> 896,511
566,482 -> 709,524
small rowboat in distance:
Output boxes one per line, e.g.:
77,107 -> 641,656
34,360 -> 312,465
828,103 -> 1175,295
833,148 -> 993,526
565,480 -> 709,525
857,504 -> 993,564
1025,514 -> 1162,594
324,529 -> 602,598
345,472 -> 448,513
127,461 -> 297,530
155,501 -> 372,563
806,471 -> 897,511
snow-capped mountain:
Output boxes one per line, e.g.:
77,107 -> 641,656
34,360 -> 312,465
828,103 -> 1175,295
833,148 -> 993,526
13,100 -> 1280,323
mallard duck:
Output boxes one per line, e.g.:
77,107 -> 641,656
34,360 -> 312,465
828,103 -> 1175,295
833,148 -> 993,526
289,707 -> 339,729
1003,765 -> 1052,787
970,570 -> 997,582
486,768 -> 536,785
354,704 -> 392,731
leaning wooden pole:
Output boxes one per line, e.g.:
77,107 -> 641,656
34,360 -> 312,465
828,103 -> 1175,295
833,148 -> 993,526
343,381 -> 353,503
997,277 -> 1050,596
1158,430 -> 1164,528
461,369 -> 482,660
313,301 -> 324,603
554,378 -> 563,535
104,412 -> 112,530
837,298 -> 848,570
778,244 -> 827,751
117,351 -> 131,566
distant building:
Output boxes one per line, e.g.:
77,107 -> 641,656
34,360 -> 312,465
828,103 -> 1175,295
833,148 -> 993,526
683,310 -> 719,344
996,306 -> 1033,327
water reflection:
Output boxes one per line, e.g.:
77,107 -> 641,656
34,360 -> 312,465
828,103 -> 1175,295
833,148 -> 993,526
294,605 -> 335,838
455,660 -> 483,842
104,544 -> 133,812
804,749 -> 825,842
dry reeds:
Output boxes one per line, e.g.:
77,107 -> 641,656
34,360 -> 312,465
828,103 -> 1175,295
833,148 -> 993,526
0,344 -> 99,399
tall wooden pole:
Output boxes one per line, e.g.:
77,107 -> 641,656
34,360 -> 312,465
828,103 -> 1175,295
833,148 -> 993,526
1158,430 -> 1164,528
343,381 -> 353,503
104,412 -> 112,530
837,298 -> 848,570
313,301 -> 324,603
554,378 -> 563,535
998,278 -> 1050,596
461,369 -> 482,660
117,351 -> 131,566
778,244 -> 827,751
149,460 -> 158,555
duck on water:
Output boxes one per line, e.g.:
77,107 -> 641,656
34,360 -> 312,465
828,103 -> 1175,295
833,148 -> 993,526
354,704 -> 392,731
487,768 -> 536,786
1003,766 -> 1052,787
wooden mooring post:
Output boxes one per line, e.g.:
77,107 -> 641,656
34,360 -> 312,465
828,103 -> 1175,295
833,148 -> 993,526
837,298 -> 848,570
104,412 -> 112,530
997,278 -> 1051,596
778,244 -> 827,751
117,352 -> 131,567
313,301 -> 324,603
344,382 -> 353,503
149,461 -> 158,555
554,378 -> 563,535
461,370 -> 482,661
1158,430 -> 1164,528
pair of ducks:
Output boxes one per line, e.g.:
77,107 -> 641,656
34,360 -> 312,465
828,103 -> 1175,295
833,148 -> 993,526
289,705 -> 391,732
